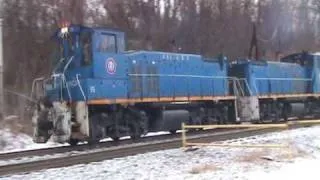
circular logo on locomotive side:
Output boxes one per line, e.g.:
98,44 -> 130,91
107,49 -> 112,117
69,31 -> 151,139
106,58 -> 117,74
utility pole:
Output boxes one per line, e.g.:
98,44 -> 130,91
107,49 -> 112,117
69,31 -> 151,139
0,18 -> 4,120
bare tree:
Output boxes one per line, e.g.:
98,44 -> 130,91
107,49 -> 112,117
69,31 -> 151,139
1,0 -> 319,131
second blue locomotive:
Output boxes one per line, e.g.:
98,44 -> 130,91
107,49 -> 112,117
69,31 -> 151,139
231,52 -> 320,123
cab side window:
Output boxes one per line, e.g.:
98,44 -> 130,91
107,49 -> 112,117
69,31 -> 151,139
97,33 -> 117,53
81,32 -> 92,66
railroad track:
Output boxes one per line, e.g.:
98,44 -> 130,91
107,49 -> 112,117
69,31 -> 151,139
0,127 -> 286,176
0,135 -> 159,161
0,117 -> 313,161
0,122 -> 317,176
0,128 -> 230,161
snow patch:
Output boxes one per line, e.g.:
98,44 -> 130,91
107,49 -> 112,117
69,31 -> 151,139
3,115 -> 19,121
1,126 -> 320,179
0,128 -> 61,154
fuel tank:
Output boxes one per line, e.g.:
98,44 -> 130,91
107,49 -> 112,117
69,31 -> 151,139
150,110 -> 190,132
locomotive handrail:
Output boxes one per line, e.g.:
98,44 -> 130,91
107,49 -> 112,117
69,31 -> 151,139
128,73 -> 228,79
50,73 -> 72,101
235,78 -> 253,96
63,74 -> 72,101
228,77 -> 241,96
63,56 -> 74,73
61,56 -> 75,101
238,79 -> 246,96
30,67 -> 75,103
30,77 -> 45,101
230,79 -> 239,96
254,77 -> 312,81
76,74 -> 87,101
52,57 -> 65,73
244,79 -> 252,96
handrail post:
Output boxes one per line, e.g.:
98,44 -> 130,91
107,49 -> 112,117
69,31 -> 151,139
286,122 -> 293,161
182,122 -> 186,148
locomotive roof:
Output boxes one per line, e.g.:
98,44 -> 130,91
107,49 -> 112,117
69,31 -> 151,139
52,24 -> 125,39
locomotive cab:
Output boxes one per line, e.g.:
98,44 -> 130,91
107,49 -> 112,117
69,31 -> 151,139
53,25 -> 125,74
44,25 -> 127,101
32,25 -> 127,144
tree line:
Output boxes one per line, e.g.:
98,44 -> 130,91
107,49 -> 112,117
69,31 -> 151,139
1,0 -> 320,125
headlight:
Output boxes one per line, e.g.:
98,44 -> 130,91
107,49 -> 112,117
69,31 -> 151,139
61,27 -> 69,35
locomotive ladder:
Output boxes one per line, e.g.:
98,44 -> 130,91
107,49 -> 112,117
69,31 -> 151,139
231,77 -> 252,97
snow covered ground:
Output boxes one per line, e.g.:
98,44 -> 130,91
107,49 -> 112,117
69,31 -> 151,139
0,129 -> 173,167
0,129 -> 170,167
0,128 -> 170,154
0,128 -> 64,153
1,126 -> 320,180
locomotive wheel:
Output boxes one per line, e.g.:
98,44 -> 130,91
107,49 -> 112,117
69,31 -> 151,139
107,126 -> 121,142
130,131 -> 141,140
282,103 -> 290,122
129,123 -> 142,140
111,137 -> 120,141
130,135 -> 139,140
68,138 -> 79,146
87,139 -> 100,145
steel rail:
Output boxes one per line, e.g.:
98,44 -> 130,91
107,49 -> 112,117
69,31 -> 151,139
0,117 -> 316,161
0,127 -> 284,176
0,117 -> 317,161
0,128 -> 230,161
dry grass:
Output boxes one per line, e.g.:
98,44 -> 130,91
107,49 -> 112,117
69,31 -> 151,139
237,149 -> 271,163
275,147 -> 309,160
190,164 -> 222,174
236,145 -> 310,163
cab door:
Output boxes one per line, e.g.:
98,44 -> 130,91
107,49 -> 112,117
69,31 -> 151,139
91,31 -> 128,100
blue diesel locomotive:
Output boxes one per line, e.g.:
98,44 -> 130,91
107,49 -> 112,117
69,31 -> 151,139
31,25 -> 320,145
230,52 -> 320,123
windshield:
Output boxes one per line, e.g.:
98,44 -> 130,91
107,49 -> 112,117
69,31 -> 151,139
50,41 -> 64,73
52,30 -> 92,73
97,33 -> 117,53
